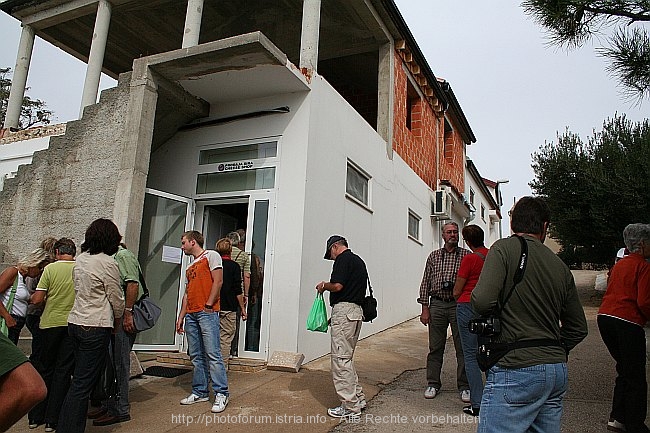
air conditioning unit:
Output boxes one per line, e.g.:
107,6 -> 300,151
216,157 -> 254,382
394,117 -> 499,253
431,189 -> 452,220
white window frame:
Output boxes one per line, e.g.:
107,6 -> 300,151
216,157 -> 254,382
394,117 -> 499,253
346,160 -> 372,210
408,209 -> 422,243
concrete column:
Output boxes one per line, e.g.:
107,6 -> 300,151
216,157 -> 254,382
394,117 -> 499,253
112,62 -> 158,254
377,42 -> 394,159
182,0 -> 204,48
4,25 -> 35,130
298,0 -> 321,72
80,0 -> 111,116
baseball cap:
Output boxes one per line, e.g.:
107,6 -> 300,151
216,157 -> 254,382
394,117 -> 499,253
324,235 -> 345,260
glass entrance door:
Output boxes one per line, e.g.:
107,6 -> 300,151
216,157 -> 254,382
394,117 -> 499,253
242,198 -> 270,357
194,193 -> 273,360
134,189 -> 193,351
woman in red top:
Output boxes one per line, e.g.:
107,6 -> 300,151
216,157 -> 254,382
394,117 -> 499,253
453,225 -> 489,417
598,223 -> 650,433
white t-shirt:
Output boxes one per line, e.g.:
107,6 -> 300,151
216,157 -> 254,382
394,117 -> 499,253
1,271 -> 30,317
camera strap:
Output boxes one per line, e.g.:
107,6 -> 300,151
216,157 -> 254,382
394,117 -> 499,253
494,235 -> 528,316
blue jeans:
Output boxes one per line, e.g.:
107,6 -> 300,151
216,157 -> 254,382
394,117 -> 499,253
103,324 -> 137,417
456,302 -> 484,408
185,311 -> 229,397
26,313 -> 44,372
6,314 -> 26,345
58,324 -> 112,433
478,363 -> 568,433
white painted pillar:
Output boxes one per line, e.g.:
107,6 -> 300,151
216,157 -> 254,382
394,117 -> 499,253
4,25 -> 35,130
182,0 -> 204,48
299,0 -> 321,72
80,0 -> 112,116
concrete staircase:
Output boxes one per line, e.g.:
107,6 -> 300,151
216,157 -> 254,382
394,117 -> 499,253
0,68 -> 208,263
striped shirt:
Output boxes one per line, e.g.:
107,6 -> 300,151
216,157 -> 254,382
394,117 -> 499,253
418,247 -> 470,304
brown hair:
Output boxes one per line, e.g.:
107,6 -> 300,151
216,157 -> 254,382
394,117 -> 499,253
462,225 -> 485,248
182,230 -> 204,248
215,238 -> 232,256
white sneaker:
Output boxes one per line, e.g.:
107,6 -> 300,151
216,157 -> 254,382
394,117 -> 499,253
424,386 -> 438,399
327,406 -> 360,418
180,393 -> 209,405
358,399 -> 367,411
460,389 -> 471,403
211,393 -> 229,413
607,419 -> 626,433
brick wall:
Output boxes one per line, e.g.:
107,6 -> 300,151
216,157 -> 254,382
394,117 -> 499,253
392,51 -> 465,193
392,53 -> 440,190
439,121 -> 465,191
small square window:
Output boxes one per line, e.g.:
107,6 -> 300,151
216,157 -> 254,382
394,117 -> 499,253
346,162 -> 370,206
408,210 -> 420,240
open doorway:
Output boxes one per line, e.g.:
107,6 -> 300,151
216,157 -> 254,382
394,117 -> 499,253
198,198 -> 269,359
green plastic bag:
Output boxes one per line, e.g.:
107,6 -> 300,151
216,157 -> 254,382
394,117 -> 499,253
306,292 -> 328,332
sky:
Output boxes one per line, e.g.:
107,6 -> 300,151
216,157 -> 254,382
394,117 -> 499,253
1,1 -> 647,222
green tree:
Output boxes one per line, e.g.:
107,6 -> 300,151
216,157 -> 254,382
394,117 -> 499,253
0,67 -> 53,130
522,1 -> 650,102
530,114 -> 650,266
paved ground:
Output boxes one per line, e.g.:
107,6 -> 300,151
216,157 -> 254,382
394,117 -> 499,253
7,270 -> 650,433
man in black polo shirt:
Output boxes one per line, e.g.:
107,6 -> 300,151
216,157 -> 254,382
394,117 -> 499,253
316,235 -> 368,418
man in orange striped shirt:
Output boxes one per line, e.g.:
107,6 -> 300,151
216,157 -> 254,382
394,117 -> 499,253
176,231 -> 229,414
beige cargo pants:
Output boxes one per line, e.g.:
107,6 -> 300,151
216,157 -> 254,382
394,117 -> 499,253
219,311 -> 237,368
330,302 -> 365,411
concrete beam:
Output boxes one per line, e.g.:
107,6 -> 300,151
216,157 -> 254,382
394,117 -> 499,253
23,0 -> 98,29
3,24 -> 35,130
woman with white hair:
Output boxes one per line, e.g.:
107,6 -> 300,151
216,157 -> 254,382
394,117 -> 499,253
598,223 -> 650,433
0,248 -> 51,345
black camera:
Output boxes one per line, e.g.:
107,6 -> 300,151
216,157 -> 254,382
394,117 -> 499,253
442,281 -> 453,290
468,316 -> 501,337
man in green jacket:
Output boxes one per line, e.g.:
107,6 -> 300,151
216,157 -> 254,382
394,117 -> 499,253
471,196 -> 587,432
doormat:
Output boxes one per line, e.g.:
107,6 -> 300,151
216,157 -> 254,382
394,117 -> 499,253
143,366 -> 192,378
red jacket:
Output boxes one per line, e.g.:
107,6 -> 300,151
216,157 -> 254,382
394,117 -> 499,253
599,253 -> 650,326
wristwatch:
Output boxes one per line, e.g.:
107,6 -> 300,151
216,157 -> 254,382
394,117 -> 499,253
204,304 -> 213,309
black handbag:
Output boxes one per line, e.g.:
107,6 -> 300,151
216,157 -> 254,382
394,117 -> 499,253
91,348 -> 118,401
131,270 -> 162,332
361,277 -> 377,322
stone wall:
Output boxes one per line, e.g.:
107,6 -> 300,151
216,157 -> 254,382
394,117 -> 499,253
0,75 -> 132,263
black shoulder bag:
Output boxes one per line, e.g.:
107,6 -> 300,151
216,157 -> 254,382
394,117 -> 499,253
469,235 -> 563,371
361,276 -> 377,322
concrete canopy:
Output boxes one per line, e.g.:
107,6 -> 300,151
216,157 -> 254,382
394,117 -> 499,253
145,31 -> 309,150
143,31 -> 310,106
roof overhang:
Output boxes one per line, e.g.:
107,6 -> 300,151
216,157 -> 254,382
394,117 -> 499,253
139,31 -> 309,107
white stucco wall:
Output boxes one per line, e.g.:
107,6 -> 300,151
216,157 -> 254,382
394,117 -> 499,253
297,76 -> 439,362
464,172 -> 500,247
147,75 -> 445,362
0,136 -> 50,190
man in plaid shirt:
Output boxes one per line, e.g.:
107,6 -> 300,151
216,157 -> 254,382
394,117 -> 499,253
418,221 -> 471,402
